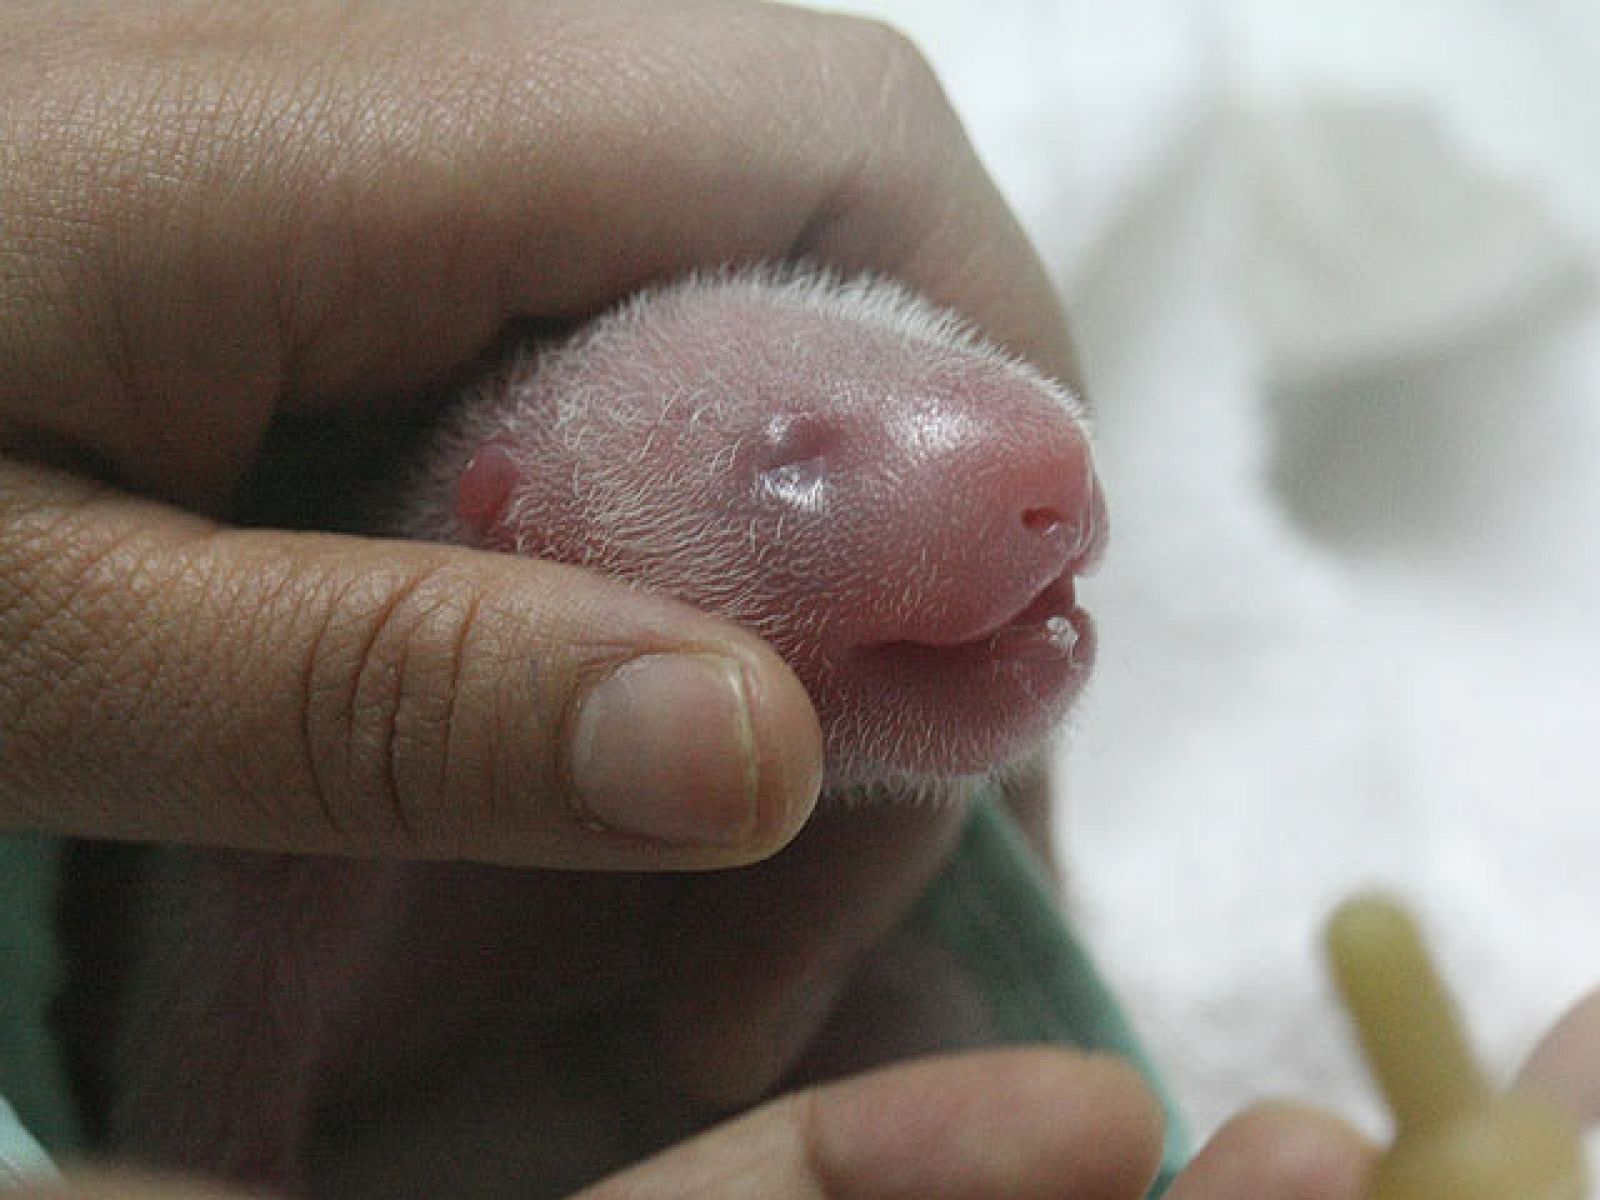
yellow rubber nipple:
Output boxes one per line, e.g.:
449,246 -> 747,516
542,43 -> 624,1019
1325,893 -> 1589,1200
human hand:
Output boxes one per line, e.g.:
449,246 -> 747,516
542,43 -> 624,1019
1,0 -> 1068,864
0,1049 -> 1375,1200
3,0 -> 1091,1181
34,1032 -> 1579,1200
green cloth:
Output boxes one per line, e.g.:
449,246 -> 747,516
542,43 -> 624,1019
905,795 -> 1187,1196
0,835 -> 82,1178
0,1097 -> 57,1188
0,802 -> 1185,1194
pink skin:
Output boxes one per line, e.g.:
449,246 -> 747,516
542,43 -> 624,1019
436,269 -> 1104,786
79,269 -> 1106,1197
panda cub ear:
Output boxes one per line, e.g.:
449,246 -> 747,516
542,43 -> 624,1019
455,440 -> 522,549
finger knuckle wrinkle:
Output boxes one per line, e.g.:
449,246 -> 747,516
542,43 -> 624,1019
799,13 -> 958,216
837,15 -> 944,111
303,565 -> 478,845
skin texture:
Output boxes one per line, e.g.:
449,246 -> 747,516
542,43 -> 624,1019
5,3 -> 1589,1199
82,268 -> 1103,1196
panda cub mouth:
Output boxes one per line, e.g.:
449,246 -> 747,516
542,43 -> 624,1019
864,570 -> 1087,669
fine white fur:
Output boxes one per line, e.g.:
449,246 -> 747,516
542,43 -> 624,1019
393,263 -> 1083,546
394,263 -> 1085,796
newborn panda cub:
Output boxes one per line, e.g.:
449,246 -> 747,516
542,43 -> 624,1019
95,267 -> 1106,1197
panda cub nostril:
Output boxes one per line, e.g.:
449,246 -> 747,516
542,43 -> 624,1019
1021,506 -> 1066,537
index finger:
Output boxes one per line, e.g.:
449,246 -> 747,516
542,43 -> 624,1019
2,0 -> 1074,507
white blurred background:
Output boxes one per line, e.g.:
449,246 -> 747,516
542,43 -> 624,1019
823,0 -> 1600,1141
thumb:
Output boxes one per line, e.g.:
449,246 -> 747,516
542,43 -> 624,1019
0,459 -> 822,868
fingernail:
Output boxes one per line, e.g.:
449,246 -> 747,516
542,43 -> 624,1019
569,653 -> 759,846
